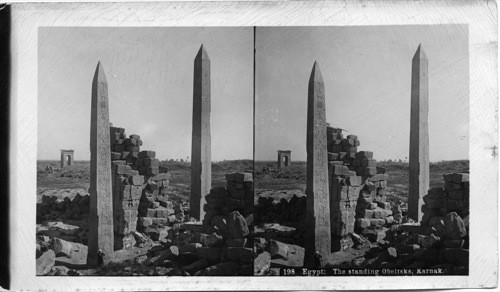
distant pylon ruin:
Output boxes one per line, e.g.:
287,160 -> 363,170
190,45 -> 212,221
408,44 -> 430,222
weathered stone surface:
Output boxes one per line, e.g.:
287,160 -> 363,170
417,234 -> 440,248
180,222 -> 206,233
408,44 -> 430,222
182,258 -> 208,274
50,237 -> 73,258
443,212 -> 467,240
226,238 -> 247,247
196,247 -> 221,260
227,211 -> 249,238
36,250 -> 56,275
88,62 -> 114,267
305,61 -> 331,267
267,239 -> 289,259
179,243 -> 202,254
226,247 -> 253,262
254,251 -> 271,275
191,45 -> 212,221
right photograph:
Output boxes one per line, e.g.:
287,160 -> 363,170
253,26 -> 469,276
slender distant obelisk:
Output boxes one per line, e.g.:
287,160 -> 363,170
305,61 -> 331,267
408,44 -> 430,222
87,62 -> 114,267
191,45 -> 211,221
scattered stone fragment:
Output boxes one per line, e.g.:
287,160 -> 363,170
36,250 -> 55,276
254,251 -> 271,275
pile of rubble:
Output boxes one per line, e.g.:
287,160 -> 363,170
119,172 -> 254,276
421,172 -> 469,226
344,210 -> 468,274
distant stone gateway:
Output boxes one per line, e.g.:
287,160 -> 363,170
60,149 -> 74,168
277,150 -> 292,168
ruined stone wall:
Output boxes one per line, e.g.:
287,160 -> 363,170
109,126 -> 172,250
326,125 -> 393,251
203,172 -> 253,225
421,172 -> 469,226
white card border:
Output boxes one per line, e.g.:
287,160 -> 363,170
10,1 -> 498,290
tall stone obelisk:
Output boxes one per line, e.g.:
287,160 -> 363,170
191,45 -> 211,221
87,61 -> 114,267
408,44 -> 430,222
305,61 -> 331,267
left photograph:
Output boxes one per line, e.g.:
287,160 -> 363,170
36,27 -> 254,276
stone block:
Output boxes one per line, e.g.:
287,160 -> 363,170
142,158 -> 160,167
113,144 -> 125,152
152,218 -> 168,225
345,176 -> 362,187
370,218 -> 385,226
363,209 -> 374,219
356,218 -> 370,228
226,247 -> 253,262
146,209 -> 157,217
328,152 -> 339,161
423,196 -> 444,209
445,199 -> 464,210
447,189 -> 464,200
443,173 -> 454,182
362,167 -> 377,176
355,151 -> 373,159
331,145 -> 343,153
227,211 -> 249,238
443,212 -> 467,240
361,158 -> 377,167
226,238 -> 247,247
122,199 -> 140,210
452,173 -> 469,183
254,252 -> 271,276
180,222 -> 206,233
126,145 -> 140,152
196,247 -> 221,260
111,152 -> 122,160
267,239 -> 289,259
36,250 -> 56,275
138,217 -> 153,228
138,150 -> 156,158
228,189 -> 246,200
156,208 -> 174,218
129,175 -> 145,186
225,172 -> 253,182
50,238 -> 73,258
147,166 -> 160,176
158,200 -> 173,209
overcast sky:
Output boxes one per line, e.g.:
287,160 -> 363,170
38,27 -> 253,161
255,25 -> 469,162
39,25 -> 469,163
